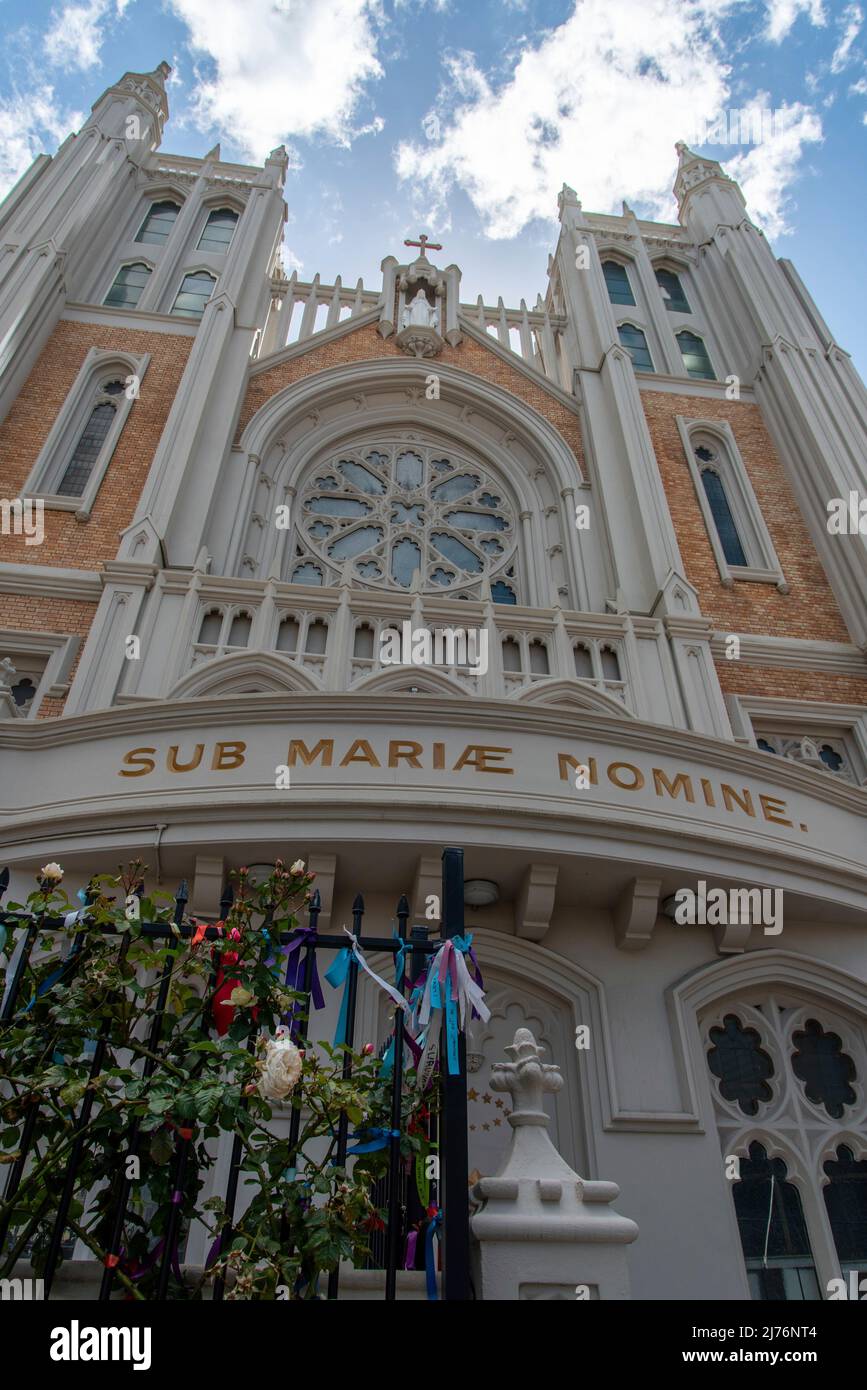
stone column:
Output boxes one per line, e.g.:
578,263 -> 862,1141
471,1028 -> 638,1300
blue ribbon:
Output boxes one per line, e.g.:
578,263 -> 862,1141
23,964 -> 66,1013
425,1210 -> 442,1300
393,930 -> 407,990
325,948 -> 352,1045
346,1126 -> 400,1155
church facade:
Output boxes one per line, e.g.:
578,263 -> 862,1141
1,63 -> 867,1301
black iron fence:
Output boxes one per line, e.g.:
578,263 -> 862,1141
0,847 -> 471,1301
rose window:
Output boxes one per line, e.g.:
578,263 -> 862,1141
294,441 -> 518,600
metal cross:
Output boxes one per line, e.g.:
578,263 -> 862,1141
404,233 -> 442,256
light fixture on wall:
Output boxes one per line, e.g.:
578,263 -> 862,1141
463,879 -> 499,908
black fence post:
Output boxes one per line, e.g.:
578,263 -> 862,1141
384,893 -> 409,1299
439,847 -> 470,1301
326,893 -> 363,1301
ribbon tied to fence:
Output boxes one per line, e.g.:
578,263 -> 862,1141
325,927 -> 410,1046
414,934 -> 489,1081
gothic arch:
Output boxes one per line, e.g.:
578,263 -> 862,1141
516,677 -> 635,719
351,666 -> 467,697
230,359 -> 592,608
168,649 -> 322,700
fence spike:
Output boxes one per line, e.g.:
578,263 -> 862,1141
396,893 -> 410,917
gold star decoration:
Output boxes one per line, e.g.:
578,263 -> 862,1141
495,1098 -> 504,1109
482,1123 -> 490,1131
493,1118 -> 502,1126
469,1123 -> 476,1131
482,1092 -> 492,1104
468,1088 -> 479,1102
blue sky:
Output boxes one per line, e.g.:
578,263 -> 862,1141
0,0 -> 865,373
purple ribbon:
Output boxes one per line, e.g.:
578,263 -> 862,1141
404,1230 -> 418,1270
281,927 -> 325,1034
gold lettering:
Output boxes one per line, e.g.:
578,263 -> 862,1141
168,743 -> 204,773
287,739 -> 333,767
700,777 -> 716,807
212,741 -> 246,771
760,794 -> 793,827
433,742 -> 445,769
119,747 -> 156,777
453,744 -> 514,774
607,761 -> 644,791
388,740 -> 423,768
340,738 -> 381,768
721,784 -> 755,817
652,769 -> 695,803
558,753 -> 598,784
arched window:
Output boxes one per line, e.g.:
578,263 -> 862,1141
528,639 -> 549,675
305,620 -> 328,655
698,460 -> 748,567
294,440 -> 518,601
276,616 -> 299,653
618,323 -> 654,372
823,1146 -> 867,1280
573,644 -> 593,679
135,200 -> 180,245
600,646 -> 621,681
197,207 -> 239,253
56,380 -> 125,497
732,1144 -> 820,1300
227,612 -> 252,647
655,267 -> 690,313
198,609 -> 223,646
501,637 -> 521,673
677,330 -> 715,380
353,624 -> 375,659
171,271 -> 217,319
105,262 -> 151,309
707,1014 -> 774,1115
602,260 -> 635,306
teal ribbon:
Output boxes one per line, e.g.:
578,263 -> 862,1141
425,1209 -> 442,1300
347,1126 -> 400,1154
325,948 -> 352,1045
393,930 -> 407,989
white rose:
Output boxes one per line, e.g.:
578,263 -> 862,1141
258,1031 -> 303,1102
290,859 -> 305,875
39,862 -> 64,883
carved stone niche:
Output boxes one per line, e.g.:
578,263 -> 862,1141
396,256 -> 446,358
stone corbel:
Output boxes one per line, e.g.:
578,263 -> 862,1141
191,855 -> 226,920
307,853 -> 336,932
614,877 -> 662,951
514,863 -> 559,941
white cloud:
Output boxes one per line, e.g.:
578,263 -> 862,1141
725,101 -> 822,237
0,85 -> 83,199
831,3 -> 862,71
167,0 -> 385,161
764,0 -> 826,44
395,0 -> 742,239
43,0 -> 128,72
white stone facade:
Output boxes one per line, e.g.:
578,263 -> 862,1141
1,63 -> 867,1301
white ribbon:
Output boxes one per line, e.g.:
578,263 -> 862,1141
417,939 -> 490,1031
343,928 -> 409,1016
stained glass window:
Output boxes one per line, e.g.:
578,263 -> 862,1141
823,1146 -> 867,1270
296,441 -> 517,599
135,200 -> 180,245
707,1014 -> 774,1115
618,323 -> 654,372
602,260 -> 635,306
700,466 -> 748,567
171,271 -> 216,319
677,330 -> 715,380
733,1143 -> 820,1301
56,380 -> 125,497
105,262 -> 151,309
791,1018 -> 856,1118
655,267 -> 690,313
197,208 -> 239,253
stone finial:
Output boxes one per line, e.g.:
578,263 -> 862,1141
152,61 -> 172,85
492,1028 -> 563,1129
470,1027 -> 639,1299
203,143 -> 221,162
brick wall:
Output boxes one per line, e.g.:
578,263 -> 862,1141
1,595 -> 97,717
236,319 -> 587,469
641,389 -> 852,645
0,319 -> 192,569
